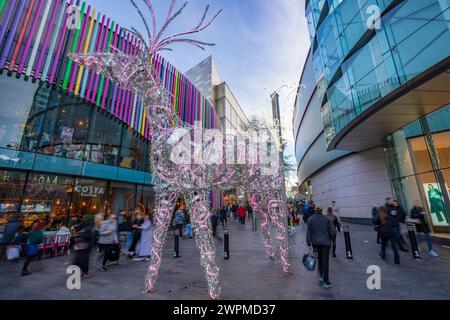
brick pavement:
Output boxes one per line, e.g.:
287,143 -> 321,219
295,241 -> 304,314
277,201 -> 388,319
1,221 -> 450,300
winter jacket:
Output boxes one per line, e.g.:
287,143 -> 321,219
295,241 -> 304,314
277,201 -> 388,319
173,210 -> 185,226
306,212 -> 336,246
303,206 -> 315,223
375,213 -> 398,238
237,207 -> 246,218
98,220 -> 118,244
410,206 -> 430,233
0,220 -> 21,244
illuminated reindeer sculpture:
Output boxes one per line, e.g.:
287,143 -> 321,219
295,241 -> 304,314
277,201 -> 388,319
70,0 -> 290,299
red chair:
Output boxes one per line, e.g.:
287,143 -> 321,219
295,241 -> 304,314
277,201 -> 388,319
54,234 -> 70,256
41,234 -> 57,258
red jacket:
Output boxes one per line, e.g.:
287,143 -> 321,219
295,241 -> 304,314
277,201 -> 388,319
237,207 -> 246,218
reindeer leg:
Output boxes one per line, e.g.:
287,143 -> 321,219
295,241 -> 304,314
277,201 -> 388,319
144,191 -> 179,293
186,191 -> 221,300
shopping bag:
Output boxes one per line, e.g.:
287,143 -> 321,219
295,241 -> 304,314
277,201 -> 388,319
6,245 -> 20,260
302,252 -> 316,272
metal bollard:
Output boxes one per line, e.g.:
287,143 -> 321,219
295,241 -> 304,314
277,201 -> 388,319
224,229 -> 230,260
343,225 -> 353,259
252,215 -> 257,231
407,223 -> 421,260
174,229 -> 181,258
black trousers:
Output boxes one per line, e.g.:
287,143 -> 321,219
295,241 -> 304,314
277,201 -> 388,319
98,243 -> 112,267
128,230 -> 141,253
22,255 -> 37,272
381,236 -> 400,265
175,224 -> 183,237
315,245 -> 330,283
73,249 -> 91,274
239,217 -> 245,225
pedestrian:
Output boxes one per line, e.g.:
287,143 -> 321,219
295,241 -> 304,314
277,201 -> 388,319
118,209 -> 133,255
374,207 -> 400,266
246,202 -> 253,220
219,206 -> 228,228
133,213 -> 153,261
211,210 -> 220,239
73,214 -> 94,278
385,197 -> 408,252
393,200 -> 408,250
410,200 -> 438,257
173,208 -> 185,238
21,221 -> 44,276
93,210 -> 105,248
331,201 -> 340,219
326,207 -> 341,257
0,213 -> 22,261
371,207 -> 381,244
303,200 -> 315,224
184,212 -> 193,238
306,205 -> 336,289
97,213 -> 118,271
127,211 -> 144,258
237,205 -> 247,227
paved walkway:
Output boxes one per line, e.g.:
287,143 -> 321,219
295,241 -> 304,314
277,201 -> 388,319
1,221 -> 450,300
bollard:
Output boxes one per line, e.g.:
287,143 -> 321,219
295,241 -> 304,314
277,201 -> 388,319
407,223 -> 421,260
343,225 -> 353,259
252,214 -> 257,231
224,229 -> 230,260
174,229 -> 181,258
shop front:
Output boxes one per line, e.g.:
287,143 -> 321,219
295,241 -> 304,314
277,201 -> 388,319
384,104 -> 450,234
0,169 -> 154,229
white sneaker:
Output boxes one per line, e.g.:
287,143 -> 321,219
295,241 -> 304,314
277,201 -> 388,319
428,250 -> 439,257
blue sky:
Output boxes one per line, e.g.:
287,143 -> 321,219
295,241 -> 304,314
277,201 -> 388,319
87,0 -> 310,185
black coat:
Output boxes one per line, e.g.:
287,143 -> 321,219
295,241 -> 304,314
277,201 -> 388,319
410,207 -> 430,233
375,213 -> 398,238
306,213 -> 336,246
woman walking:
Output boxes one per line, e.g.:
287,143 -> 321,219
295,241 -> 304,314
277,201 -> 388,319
97,213 -> 118,271
374,207 -> 400,266
21,221 -> 44,276
326,207 -> 341,257
134,213 -> 153,261
73,215 -> 95,278
410,201 -> 438,257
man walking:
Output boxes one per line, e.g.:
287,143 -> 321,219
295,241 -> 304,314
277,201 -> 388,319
306,205 -> 336,289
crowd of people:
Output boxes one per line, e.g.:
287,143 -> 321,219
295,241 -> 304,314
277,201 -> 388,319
0,196 -> 443,293
299,197 -> 440,290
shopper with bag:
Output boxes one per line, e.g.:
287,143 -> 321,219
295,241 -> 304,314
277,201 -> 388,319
97,214 -> 118,271
306,205 -> 336,289
21,221 -> 44,276
0,214 -> 22,261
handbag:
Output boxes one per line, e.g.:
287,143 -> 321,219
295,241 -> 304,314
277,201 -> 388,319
26,243 -> 39,256
303,251 -> 317,272
6,245 -> 20,260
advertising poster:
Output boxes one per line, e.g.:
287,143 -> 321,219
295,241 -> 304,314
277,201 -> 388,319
60,126 -> 74,143
423,183 -> 449,227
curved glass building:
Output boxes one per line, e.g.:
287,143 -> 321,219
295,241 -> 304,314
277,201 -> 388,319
295,0 -> 450,234
0,0 -> 220,228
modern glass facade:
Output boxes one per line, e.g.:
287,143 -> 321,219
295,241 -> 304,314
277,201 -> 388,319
306,0 -> 450,147
384,104 -> 450,233
297,0 -> 450,231
0,0 -> 221,227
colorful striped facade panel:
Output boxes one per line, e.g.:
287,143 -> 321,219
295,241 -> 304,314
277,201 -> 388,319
0,0 -> 221,142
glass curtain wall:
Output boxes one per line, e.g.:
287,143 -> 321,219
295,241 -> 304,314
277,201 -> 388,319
383,105 -> 450,233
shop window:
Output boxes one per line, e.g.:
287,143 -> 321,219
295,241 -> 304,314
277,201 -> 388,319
0,170 -> 26,225
23,173 -> 74,230
86,110 -> 122,166
71,178 -> 108,226
432,131 -> 450,170
38,93 -> 91,161
109,182 -> 137,217
120,130 -> 147,171
416,172 -> 449,229
0,74 -> 39,150
407,137 -> 434,174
